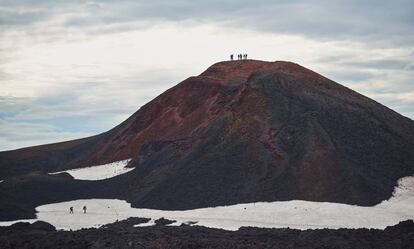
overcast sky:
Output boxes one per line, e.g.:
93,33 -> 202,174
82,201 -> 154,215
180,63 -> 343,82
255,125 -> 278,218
0,0 -> 413,151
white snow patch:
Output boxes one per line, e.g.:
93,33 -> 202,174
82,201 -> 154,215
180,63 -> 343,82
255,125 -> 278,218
0,180 -> 3,183
0,218 -> 37,227
1,176 -> 413,231
134,219 -> 155,227
49,159 -> 133,180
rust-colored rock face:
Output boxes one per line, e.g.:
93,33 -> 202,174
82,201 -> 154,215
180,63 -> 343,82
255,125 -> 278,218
74,61 -> 298,167
1,60 -> 413,213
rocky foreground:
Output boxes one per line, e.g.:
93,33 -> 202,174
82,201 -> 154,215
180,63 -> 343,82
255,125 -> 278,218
0,218 -> 413,249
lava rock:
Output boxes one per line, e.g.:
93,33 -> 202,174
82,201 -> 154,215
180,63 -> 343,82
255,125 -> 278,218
154,217 -> 176,226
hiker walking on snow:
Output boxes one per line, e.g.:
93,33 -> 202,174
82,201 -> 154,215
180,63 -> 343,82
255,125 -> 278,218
69,207 -> 73,214
230,54 -> 234,61
83,206 -> 87,214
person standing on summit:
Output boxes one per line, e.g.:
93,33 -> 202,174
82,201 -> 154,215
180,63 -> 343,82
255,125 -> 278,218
83,206 -> 87,214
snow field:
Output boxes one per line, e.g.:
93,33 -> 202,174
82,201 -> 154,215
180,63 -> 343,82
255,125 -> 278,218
0,176 -> 413,231
49,159 -> 133,180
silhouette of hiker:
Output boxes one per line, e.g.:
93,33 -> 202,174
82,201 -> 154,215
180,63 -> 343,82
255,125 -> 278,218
69,207 -> 73,214
83,206 -> 87,214
230,54 -> 234,61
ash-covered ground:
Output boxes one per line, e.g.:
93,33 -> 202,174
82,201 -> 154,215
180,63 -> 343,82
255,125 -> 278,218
0,218 -> 413,249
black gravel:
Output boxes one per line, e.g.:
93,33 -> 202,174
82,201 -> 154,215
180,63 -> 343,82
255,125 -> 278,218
0,219 -> 413,249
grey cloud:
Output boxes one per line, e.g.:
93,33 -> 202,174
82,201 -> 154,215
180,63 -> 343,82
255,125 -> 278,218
0,93 -> 127,151
73,1 -> 414,45
405,63 -> 414,71
320,57 -> 413,71
0,119 -> 92,151
328,70 -> 378,83
0,66 -> 182,151
0,8 -> 47,26
0,70 -> 13,80
1,1 -> 413,45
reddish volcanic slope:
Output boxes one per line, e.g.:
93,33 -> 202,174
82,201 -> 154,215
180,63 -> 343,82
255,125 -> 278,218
0,60 -> 413,212
86,61 -> 280,165
0,60 -> 279,176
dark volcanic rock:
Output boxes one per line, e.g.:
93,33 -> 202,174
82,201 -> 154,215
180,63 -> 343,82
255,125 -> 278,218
103,217 -> 151,228
0,60 -> 413,220
0,220 -> 413,249
1,221 -> 55,234
154,217 -> 176,226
